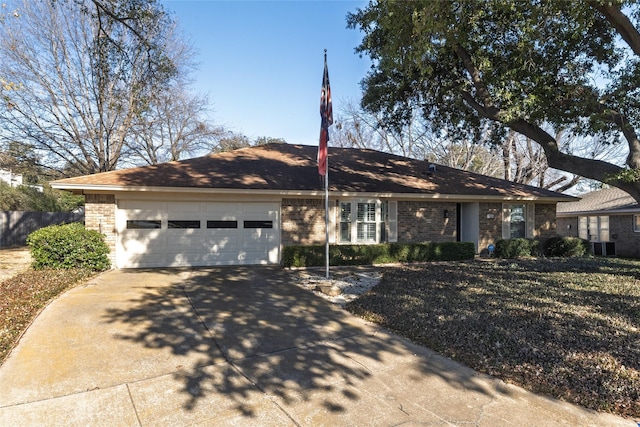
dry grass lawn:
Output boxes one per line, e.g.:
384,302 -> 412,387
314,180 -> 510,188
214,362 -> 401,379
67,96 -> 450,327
0,247 -> 32,283
347,257 -> 640,419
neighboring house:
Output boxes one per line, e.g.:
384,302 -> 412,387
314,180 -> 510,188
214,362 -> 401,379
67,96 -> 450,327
0,169 -> 44,192
557,187 -> 640,258
51,143 -> 574,268
0,169 -> 23,187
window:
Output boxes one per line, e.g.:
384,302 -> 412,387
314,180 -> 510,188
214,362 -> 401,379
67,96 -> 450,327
579,215 -> 610,241
207,220 -> 238,229
578,216 -> 588,240
502,204 -> 534,239
339,202 -> 351,242
244,220 -> 273,229
634,215 -> 640,233
357,202 -> 377,242
338,200 -> 390,244
127,220 -> 161,229
168,220 -> 200,229
509,204 -> 526,238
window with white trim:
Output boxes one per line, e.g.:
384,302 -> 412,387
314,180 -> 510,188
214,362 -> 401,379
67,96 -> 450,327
339,200 -> 391,244
339,202 -> 352,242
509,204 -> 526,238
634,215 -> 640,233
356,202 -> 377,242
502,204 -> 534,239
579,215 -> 609,241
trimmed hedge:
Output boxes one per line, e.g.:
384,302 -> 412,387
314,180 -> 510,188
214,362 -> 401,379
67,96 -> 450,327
495,236 -> 592,259
282,242 -> 475,268
494,238 -> 539,259
27,223 -> 110,271
543,235 -> 590,257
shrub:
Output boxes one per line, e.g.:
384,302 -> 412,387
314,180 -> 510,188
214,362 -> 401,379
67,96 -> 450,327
544,235 -> 590,257
27,223 -> 110,270
282,242 -> 475,267
494,238 -> 538,259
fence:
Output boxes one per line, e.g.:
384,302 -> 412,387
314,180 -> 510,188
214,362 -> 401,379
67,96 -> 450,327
0,211 -> 84,247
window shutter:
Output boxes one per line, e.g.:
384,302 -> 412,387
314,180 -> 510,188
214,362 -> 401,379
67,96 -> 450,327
328,201 -> 336,243
388,201 -> 398,243
526,203 -> 535,238
501,204 -> 510,239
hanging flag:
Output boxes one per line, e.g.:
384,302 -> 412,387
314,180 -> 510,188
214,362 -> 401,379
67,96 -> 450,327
318,50 -> 333,176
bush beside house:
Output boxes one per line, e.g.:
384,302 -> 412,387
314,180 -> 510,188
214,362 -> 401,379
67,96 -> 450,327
494,236 -> 591,259
283,242 -> 476,267
27,223 -> 110,270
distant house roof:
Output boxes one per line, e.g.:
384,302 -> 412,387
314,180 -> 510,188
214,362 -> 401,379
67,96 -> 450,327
52,143 -> 575,201
557,187 -> 639,216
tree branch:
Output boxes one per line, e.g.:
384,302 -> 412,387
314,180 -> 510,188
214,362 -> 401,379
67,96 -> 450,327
453,43 -> 499,114
591,2 -> 640,56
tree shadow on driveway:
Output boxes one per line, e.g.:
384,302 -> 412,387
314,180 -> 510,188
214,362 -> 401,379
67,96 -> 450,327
101,266 -> 505,424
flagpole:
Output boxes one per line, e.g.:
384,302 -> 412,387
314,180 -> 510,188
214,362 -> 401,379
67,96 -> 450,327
319,48 -> 332,279
325,155 -> 329,279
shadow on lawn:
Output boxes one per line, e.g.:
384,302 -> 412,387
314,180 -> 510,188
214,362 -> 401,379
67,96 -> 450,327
101,266 -> 503,419
348,258 -> 640,417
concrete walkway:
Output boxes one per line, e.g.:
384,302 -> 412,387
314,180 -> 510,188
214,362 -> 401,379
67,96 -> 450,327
0,267 -> 635,426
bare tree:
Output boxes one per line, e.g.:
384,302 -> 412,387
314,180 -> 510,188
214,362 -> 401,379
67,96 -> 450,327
333,99 -> 504,175
333,99 -> 432,159
126,85 -> 224,165
0,0 -> 179,175
503,129 -> 627,193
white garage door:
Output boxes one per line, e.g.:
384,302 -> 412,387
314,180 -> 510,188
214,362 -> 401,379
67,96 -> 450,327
116,201 -> 280,268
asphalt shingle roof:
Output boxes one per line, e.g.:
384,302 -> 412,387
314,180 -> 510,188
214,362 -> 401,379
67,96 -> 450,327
557,187 -> 639,214
52,143 -> 574,200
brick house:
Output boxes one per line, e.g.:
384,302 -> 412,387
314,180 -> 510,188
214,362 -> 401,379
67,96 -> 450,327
557,187 -> 640,258
51,143 -> 573,268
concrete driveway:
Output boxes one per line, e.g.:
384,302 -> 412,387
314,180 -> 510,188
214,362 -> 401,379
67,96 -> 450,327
0,267 -> 634,426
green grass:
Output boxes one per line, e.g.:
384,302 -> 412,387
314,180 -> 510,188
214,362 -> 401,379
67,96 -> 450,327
346,257 -> 640,418
0,268 -> 95,364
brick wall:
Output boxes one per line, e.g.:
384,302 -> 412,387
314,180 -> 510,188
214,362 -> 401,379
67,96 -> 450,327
397,201 -> 456,243
534,203 -> 557,240
610,215 -> 640,258
85,194 -> 116,266
557,214 -> 640,258
478,203 -> 502,254
281,198 -> 326,246
556,217 -> 578,238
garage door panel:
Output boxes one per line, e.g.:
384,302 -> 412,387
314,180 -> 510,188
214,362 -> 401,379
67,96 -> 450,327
120,200 -> 165,211
167,203 -> 202,214
242,230 -> 278,242
117,201 -> 280,268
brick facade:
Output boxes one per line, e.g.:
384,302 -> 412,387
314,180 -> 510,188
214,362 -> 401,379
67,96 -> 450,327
397,201 -> 457,243
281,198 -> 326,246
534,203 -> 557,240
558,214 -> 640,258
85,194 -> 116,266
476,203 -> 558,255
478,203 -> 503,254
610,215 -> 640,258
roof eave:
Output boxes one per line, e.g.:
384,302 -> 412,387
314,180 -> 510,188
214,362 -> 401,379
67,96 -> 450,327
50,183 -> 574,202
557,208 -> 640,216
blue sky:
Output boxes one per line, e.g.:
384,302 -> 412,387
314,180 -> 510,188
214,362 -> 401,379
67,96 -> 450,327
163,0 -> 370,146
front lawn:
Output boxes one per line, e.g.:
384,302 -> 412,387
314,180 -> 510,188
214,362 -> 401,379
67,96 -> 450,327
346,257 -> 640,419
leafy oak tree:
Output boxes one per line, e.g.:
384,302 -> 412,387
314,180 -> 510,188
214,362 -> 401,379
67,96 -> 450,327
348,0 -> 640,201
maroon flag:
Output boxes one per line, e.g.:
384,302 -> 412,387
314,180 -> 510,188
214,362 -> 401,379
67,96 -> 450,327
318,51 -> 333,176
